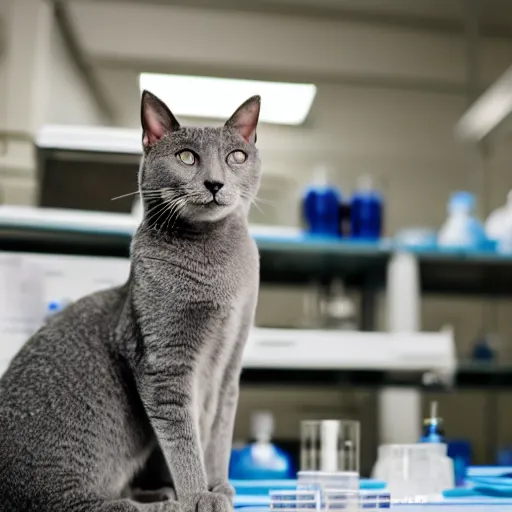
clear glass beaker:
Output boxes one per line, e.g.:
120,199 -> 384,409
300,419 -> 360,474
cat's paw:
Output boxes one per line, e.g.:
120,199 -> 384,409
184,491 -> 232,512
209,482 -> 235,503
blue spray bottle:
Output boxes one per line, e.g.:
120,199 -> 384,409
419,401 -> 445,444
229,411 -> 293,480
350,176 -> 383,241
303,166 -> 342,238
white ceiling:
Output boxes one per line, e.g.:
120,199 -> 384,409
61,0 -> 512,129
67,0 -> 512,31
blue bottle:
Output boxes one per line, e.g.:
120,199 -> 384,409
471,334 -> 496,363
350,176 -> 383,240
419,401 -> 445,444
45,299 -> 70,322
303,167 -> 342,238
448,440 -> 471,487
229,411 -> 293,480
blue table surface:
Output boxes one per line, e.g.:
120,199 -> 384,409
231,470 -> 512,508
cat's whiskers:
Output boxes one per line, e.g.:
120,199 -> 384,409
159,194 -> 190,233
111,189 -> 167,201
250,200 -> 264,215
150,197 -> 177,231
240,193 -> 275,216
163,197 -> 184,231
144,195 -> 174,218
253,196 -> 278,207
169,199 -> 189,232
146,194 -> 178,227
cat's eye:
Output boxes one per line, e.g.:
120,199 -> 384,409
177,150 -> 196,165
227,150 -> 247,165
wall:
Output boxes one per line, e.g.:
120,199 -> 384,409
45,28 -> 104,127
0,3 -> 104,206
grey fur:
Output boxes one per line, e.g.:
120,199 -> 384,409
0,91 -> 262,511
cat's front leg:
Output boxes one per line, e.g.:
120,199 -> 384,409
204,377 -> 239,502
136,373 -> 232,512
205,348 -> 248,503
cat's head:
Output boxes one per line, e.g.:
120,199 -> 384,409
139,90 -> 261,226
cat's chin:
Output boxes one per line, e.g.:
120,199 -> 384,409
186,201 -> 238,223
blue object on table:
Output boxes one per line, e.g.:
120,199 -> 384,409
230,447 -> 244,478
303,184 -> 342,238
394,228 -> 437,250
419,401 -> 445,444
498,447 -> 512,467
230,478 -> 387,498
419,418 -> 445,444
229,442 -> 294,481
231,480 -> 297,496
350,178 -> 383,241
470,477 -> 512,486
444,482 -> 512,498
468,465 -> 512,478
447,440 -> 471,487
232,480 -> 389,510
472,335 -> 496,362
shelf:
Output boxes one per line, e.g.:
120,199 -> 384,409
415,250 -> 512,296
240,327 -> 457,387
245,328 -> 455,372
0,206 -> 390,286
3,206 -> 512,292
241,364 -> 512,390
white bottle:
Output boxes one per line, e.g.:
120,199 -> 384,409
496,192 -> 512,254
438,192 -> 485,249
485,190 -> 512,243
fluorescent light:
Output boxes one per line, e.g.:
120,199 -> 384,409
456,65 -> 512,143
139,73 -> 317,125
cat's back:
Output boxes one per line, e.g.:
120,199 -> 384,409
0,285 -> 127,403
0,285 -> 150,505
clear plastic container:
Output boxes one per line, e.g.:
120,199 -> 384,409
372,443 -> 454,499
297,471 -> 359,493
269,488 -> 391,511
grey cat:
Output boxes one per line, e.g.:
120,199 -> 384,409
0,90 -> 262,511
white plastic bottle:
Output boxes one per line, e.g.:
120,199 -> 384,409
485,190 -> 512,246
496,192 -> 512,254
438,192 -> 486,250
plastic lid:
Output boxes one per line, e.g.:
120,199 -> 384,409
449,191 -> 476,214
355,175 -> 374,192
251,411 -> 274,442
311,165 -> 331,187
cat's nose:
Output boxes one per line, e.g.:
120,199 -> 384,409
204,180 -> 224,195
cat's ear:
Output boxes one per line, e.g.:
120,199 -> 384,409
141,90 -> 181,149
225,95 -> 261,144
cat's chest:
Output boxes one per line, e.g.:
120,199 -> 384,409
164,241 -> 257,305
